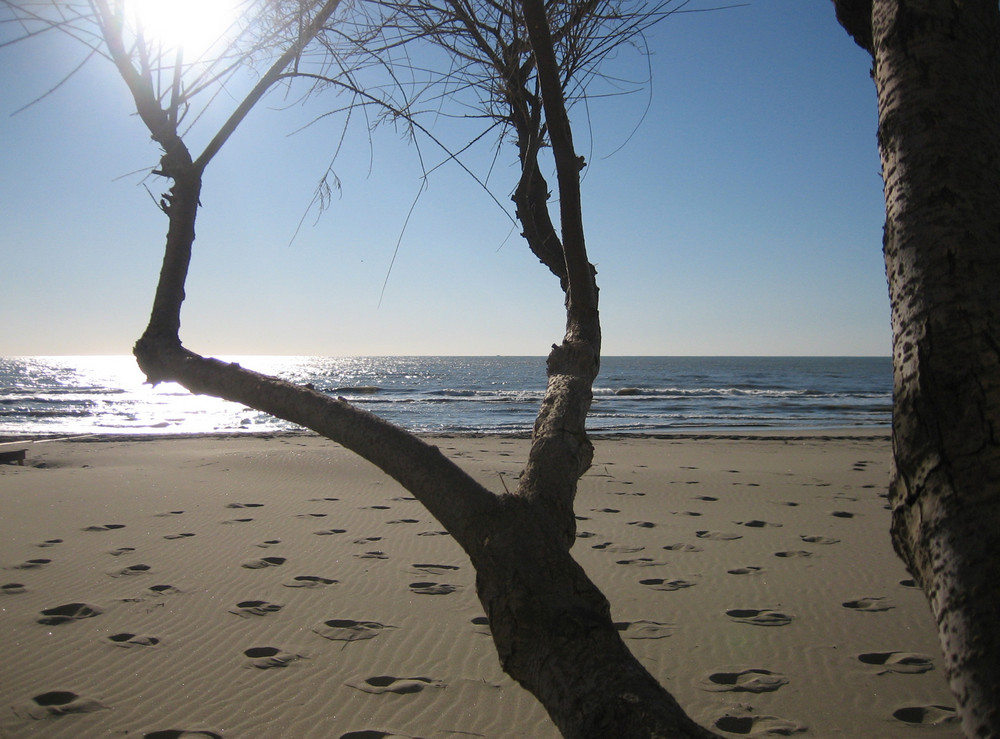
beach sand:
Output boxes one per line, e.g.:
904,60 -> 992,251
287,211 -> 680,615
0,434 -> 959,738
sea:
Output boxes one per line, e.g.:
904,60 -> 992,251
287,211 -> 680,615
0,356 -> 892,439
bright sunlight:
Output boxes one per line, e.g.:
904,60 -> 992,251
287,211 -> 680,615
127,0 -> 238,57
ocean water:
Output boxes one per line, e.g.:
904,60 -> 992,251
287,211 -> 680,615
0,356 -> 891,438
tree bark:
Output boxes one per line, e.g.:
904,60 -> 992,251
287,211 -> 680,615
833,1 -> 1000,734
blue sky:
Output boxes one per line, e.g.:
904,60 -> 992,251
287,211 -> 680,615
0,1 -> 887,356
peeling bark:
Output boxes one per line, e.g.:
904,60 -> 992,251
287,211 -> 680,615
833,0 -> 1000,734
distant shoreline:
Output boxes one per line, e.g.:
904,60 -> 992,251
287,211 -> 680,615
1,427 -> 891,446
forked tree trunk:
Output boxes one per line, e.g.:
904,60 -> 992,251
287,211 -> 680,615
132,162 -> 717,739
105,0 -> 719,733
833,1 -> 1000,734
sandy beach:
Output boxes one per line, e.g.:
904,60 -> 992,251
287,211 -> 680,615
0,433 -> 958,737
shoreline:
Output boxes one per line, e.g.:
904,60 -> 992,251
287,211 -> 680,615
0,426 -> 892,447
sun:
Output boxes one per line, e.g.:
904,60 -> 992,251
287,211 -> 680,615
127,0 -> 238,57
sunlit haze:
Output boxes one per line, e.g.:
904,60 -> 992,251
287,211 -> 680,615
127,0 -> 238,57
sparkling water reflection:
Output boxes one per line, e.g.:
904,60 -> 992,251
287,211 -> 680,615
0,356 -> 891,438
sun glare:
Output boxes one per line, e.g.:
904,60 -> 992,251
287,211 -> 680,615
128,0 -> 238,57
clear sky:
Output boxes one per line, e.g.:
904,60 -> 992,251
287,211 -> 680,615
0,1 -> 888,357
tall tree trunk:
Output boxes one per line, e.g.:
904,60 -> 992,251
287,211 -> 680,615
833,1 -> 1000,734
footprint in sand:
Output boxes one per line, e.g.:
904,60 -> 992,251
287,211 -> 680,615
339,732 -> 420,739
163,533 -> 195,540
616,557 -> 668,567
736,520 -> 782,528
663,543 -> 704,552
899,578 -> 919,589
576,531 -> 598,539
10,559 -> 51,570
346,675 -> 444,695
628,521 -> 657,528
355,551 -> 389,560
614,620 -> 675,640
725,609 -> 793,627
696,531 -> 743,541
892,705 -> 958,726
13,690 -> 109,719
591,507 -> 621,514
153,511 -> 185,517
727,566 -> 764,576
146,584 -> 182,596
35,539 -> 63,548
417,530 -> 450,537
108,563 -> 152,577
361,505 -> 391,510
800,535 -> 840,544
83,523 -> 125,532
242,556 -> 286,569
257,540 -> 282,548
713,713 -> 806,736
107,632 -> 160,647
308,497 -> 340,502
832,510 -> 857,518
471,616 -> 491,636
592,543 -> 645,553
387,518 -> 420,525
702,668 -> 789,693
314,619 -> 396,642
143,730 -> 223,739
109,547 -> 136,556
3,583 -> 27,594
243,646 -> 306,669
673,511 -> 704,517
774,550 -> 813,558
314,529 -> 347,536
353,536 -> 383,544
858,651 -> 934,674
695,495 -> 719,502
640,577 -> 698,591
409,581 -> 457,595
284,575 -> 338,588
222,518 -> 254,525
37,603 -> 102,625
230,600 -> 284,617
226,503 -> 264,509
411,563 -> 460,575
296,513 -> 328,519
843,596 -> 895,612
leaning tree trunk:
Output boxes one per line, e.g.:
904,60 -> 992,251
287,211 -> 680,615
96,0 -> 718,734
833,1 -> 1000,734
